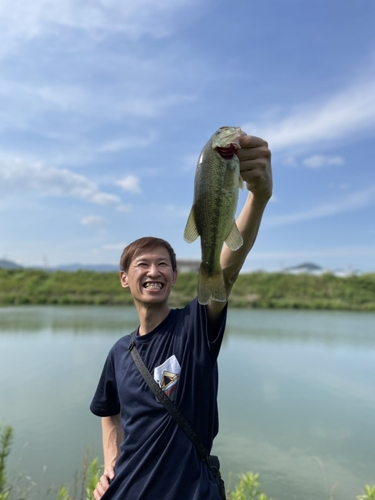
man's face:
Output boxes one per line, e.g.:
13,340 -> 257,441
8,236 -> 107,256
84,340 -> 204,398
119,246 -> 178,305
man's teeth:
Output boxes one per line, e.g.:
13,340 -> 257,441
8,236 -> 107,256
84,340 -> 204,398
144,283 -> 163,289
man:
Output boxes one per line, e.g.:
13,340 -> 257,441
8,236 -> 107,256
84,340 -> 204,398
91,135 -> 272,500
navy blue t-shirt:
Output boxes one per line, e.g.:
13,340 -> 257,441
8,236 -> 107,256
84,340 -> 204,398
90,298 -> 227,500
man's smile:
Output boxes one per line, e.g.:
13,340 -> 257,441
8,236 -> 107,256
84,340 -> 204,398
143,282 -> 164,289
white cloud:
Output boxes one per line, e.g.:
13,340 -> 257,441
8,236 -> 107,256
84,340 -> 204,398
0,156 -> 121,204
116,175 -> 142,194
0,0 -> 194,43
282,156 -> 298,167
99,132 -> 157,153
0,0 -> 200,145
116,204 -> 133,212
265,185 -> 375,227
116,94 -> 196,119
81,215 -> 106,226
0,79 -> 91,132
0,63 -> 197,138
243,77 -> 375,152
302,155 -> 344,168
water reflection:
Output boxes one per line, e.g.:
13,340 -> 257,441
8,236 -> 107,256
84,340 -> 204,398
0,306 -> 374,500
1,306 -> 374,346
226,308 -> 375,347
0,306 -> 139,334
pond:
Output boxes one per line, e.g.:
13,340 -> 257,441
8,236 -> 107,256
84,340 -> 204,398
0,306 -> 374,500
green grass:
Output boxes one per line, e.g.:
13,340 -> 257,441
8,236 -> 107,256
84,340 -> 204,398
230,272 -> 375,310
0,269 -> 375,311
0,269 -> 375,310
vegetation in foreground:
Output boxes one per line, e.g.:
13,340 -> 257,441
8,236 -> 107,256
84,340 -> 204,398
1,426 -> 374,500
0,269 -> 375,310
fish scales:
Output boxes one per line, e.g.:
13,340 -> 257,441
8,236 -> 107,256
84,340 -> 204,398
184,127 -> 244,304
194,153 -> 238,273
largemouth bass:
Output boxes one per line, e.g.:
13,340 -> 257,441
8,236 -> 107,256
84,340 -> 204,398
184,126 -> 245,304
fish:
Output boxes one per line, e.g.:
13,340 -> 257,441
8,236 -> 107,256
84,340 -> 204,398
183,126 -> 245,304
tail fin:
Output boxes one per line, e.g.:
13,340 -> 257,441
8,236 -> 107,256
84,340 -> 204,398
197,266 -> 227,305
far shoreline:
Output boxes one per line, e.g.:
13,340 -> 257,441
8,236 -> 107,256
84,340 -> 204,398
0,269 -> 374,311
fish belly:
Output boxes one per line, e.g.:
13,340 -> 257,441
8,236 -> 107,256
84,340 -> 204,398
194,152 -> 241,304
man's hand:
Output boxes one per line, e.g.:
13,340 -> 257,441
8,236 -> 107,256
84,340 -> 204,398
93,468 -> 115,500
237,135 -> 273,202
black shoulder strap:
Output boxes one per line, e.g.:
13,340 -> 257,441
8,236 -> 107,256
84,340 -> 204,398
128,340 -> 210,462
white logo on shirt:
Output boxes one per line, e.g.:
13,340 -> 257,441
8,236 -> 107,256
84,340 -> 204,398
154,355 -> 181,401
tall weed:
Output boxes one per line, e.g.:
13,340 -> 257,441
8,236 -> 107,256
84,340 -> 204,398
0,425 -> 13,500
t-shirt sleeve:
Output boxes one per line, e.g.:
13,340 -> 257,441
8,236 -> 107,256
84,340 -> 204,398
90,348 -> 121,417
185,298 -> 228,365
207,303 -> 228,360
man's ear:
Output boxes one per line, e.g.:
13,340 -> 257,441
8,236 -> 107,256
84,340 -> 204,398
172,270 -> 178,286
119,271 -> 129,289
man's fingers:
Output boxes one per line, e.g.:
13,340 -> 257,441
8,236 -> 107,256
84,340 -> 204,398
101,474 -> 111,485
93,474 -> 112,500
237,145 -> 271,163
240,157 -> 269,171
239,135 -> 269,149
236,135 -> 273,200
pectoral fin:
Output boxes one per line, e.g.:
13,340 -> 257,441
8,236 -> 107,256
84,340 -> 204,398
225,221 -> 243,251
239,175 -> 244,189
184,207 -> 199,243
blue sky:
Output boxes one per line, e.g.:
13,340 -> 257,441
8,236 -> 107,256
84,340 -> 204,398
1,0 -> 374,273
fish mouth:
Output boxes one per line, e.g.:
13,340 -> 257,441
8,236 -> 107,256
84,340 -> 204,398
212,126 -> 244,151
215,145 -> 237,159
143,282 -> 164,290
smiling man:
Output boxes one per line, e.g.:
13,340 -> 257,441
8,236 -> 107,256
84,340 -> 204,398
90,135 -> 272,500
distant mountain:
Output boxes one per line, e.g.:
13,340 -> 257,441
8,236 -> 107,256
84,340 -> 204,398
0,260 -> 119,272
55,260 -> 200,273
0,259 -> 23,269
54,263 -> 119,272
283,262 -> 323,273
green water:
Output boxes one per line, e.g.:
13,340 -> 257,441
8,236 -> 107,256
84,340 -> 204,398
0,306 -> 374,500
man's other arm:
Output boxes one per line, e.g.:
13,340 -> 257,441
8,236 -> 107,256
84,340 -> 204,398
93,415 -> 123,500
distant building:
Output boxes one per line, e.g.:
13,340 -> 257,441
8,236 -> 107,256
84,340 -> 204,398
328,268 -> 358,278
282,262 -> 358,277
177,259 -> 200,273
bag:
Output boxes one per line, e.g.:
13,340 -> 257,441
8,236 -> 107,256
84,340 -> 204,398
208,455 -> 226,500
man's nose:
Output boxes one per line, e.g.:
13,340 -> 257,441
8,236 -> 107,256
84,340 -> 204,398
147,264 -> 160,276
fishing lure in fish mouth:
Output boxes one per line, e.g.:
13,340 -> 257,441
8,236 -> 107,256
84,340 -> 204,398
184,126 -> 245,305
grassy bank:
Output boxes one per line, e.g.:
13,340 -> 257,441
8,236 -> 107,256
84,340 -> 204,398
0,269 -> 375,310
1,425 -> 375,500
